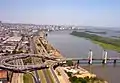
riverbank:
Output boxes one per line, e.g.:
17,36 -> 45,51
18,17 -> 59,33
39,36 -> 63,57
92,41 -> 120,52
70,31 -> 120,52
47,36 -> 107,83
64,66 -> 107,83
64,66 -> 96,78
47,43 -> 63,57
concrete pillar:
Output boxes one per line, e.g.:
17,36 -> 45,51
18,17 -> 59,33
77,60 -> 79,64
104,51 -> 107,64
88,50 -> 93,64
114,59 -> 117,64
102,50 -> 107,64
77,60 -> 79,68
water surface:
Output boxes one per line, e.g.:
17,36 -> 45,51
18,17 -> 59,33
47,30 -> 120,83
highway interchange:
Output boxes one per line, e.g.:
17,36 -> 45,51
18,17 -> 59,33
0,35 -> 65,83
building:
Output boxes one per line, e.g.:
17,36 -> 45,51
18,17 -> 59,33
0,70 -> 8,83
3,37 -> 22,45
2,37 -> 22,53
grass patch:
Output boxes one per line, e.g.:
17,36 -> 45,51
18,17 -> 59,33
46,69 -> 54,83
56,70 -> 61,76
93,41 -> 120,52
69,76 -> 105,83
23,73 -> 33,83
70,31 -> 120,52
38,70 -> 46,83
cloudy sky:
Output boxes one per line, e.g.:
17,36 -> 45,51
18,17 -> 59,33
0,0 -> 120,27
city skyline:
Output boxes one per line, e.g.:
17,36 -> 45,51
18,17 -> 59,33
0,0 -> 120,27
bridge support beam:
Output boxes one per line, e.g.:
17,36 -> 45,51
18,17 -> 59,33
102,50 -> 107,64
88,50 -> 93,64
76,60 -> 79,68
77,60 -> 79,64
114,59 -> 117,64
102,60 -> 105,64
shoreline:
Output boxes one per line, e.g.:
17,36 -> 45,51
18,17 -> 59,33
46,38 -> 107,83
92,40 -> 120,53
70,31 -> 120,53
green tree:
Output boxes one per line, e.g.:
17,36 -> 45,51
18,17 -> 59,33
12,50 -> 16,54
66,60 -> 73,66
66,72 -> 72,77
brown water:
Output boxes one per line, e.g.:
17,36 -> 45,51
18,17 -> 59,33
82,65 -> 120,83
47,30 -> 120,83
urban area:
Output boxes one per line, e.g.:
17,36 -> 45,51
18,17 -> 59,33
0,21 -> 107,83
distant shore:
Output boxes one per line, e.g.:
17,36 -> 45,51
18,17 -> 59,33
70,31 -> 120,52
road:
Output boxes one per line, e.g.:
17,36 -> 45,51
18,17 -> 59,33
11,39 -> 24,83
29,36 -> 40,83
56,67 -> 70,83
30,36 -> 54,83
11,60 -> 24,83
3,35 -> 61,83
42,69 -> 53,83
33,36 -> 59,83
37,36 -> 60,83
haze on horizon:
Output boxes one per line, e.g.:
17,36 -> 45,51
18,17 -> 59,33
0,0 -> 120,27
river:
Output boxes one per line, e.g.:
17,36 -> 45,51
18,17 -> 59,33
47,30 -> 120,83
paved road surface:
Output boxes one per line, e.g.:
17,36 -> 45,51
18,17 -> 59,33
11,39 -> 24,83
56,67 -> 70,83
11,60 -> 23,83
30,37 -> 41,83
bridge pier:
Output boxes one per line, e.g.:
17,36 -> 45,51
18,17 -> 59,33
77,60 -> 79,64
88,50 -> 93,64
102,50 -> 107,64
102,59 -> 105,64
114,59 -> 117,64
76,60 -> 80,68
88,60 -> 92,64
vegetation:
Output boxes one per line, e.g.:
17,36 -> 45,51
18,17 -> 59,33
46,69 -> 54,83
66,71 -> 72,77
12,50 -> 24,54
93,41 -> 120,52
71,31 -> 120,52
23,73 -> 34,83
85,30 -> 107,34
66,72 -> 105,83
69,76 -> 105,83
66,60 -> 73,66
23,57 -> 32,65
38,70 -> 46,83
56,70 -> 61,76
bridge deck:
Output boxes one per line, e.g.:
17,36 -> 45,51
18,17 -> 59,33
66,58 -> 120,60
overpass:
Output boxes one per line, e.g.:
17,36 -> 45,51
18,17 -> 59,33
0,54 -> 65,72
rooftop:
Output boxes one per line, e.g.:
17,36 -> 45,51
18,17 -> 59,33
5,36 -> 22,42
0,70 -> 7,79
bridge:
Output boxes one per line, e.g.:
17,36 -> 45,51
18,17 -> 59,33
0,50 -> 119,72
0,53 -> 65,72
66,50 -> 120,64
